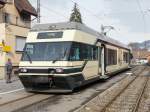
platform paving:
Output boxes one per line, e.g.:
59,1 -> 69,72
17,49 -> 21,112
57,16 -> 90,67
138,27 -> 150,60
0,75 -> 24,93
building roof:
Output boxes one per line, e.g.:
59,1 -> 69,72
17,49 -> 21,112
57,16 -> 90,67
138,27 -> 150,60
132,50 -> 150,59
14,0 -> 37,16
0,0 -> 6,5
31,22 -> 130,50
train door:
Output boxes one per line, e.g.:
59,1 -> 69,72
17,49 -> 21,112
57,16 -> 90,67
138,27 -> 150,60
118,48 -> 122,66
98,46 -> 101,74
100,44 -> 108,79
101,45 -> 105,76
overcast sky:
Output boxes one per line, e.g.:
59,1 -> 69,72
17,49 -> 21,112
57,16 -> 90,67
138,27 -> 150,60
29,0 -> 150,44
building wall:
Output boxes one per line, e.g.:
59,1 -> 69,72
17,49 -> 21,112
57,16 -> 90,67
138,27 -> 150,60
0,8 -> 3,22
0,1 -> 31,79
0,1 -> 31,28
0,23 -> 6,79
4,1 -> 19,16
5,25 -> 29,65
0,23 -> 29,79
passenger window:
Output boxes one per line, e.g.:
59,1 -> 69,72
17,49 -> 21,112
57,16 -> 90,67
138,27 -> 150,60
107,48 -> 117,65
69,43 -> 98,61
69,45 -> 80,61
123,52 -> 129,63
71,48 -> 80,60
92,47 -> 98,60
81,45 -> 92,60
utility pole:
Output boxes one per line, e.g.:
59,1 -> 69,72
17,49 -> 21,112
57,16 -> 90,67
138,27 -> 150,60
37,0 -> 40,23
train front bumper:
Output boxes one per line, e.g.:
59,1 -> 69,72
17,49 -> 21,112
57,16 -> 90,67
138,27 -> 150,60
19,74 -> 84,93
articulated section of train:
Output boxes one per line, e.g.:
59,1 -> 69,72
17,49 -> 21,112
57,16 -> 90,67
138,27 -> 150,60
18,22 -> 132,93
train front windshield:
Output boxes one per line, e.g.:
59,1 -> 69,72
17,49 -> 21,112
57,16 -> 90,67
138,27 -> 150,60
22,42 -> 71,61
21,42 -> 98,61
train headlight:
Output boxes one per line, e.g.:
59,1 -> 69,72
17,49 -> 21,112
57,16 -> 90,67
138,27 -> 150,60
20,68 -> 28,73
55,68 -> 64,73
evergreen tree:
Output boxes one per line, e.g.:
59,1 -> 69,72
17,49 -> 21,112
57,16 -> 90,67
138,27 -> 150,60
70,3 -> 83,24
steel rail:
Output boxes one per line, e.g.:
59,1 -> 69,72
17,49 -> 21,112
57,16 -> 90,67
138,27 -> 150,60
100,66 -> 147,112
132,73 -> 150,112
0,94 -> 54,112
0,93 -> 36,106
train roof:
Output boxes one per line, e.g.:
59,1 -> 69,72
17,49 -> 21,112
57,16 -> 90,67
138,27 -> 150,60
31,22 -> 130,50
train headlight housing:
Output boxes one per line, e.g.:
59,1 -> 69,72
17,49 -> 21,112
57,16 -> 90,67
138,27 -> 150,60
20,68 -> 28,73
55,68 -> 64,73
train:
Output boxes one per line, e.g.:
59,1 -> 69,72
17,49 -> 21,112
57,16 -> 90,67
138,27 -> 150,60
18,22 -> 131,93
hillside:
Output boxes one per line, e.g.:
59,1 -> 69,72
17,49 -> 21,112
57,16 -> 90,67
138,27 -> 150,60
128,40 -> 150,51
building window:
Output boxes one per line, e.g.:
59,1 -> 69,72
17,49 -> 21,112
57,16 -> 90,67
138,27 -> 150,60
107,48 -> 117,65
20,13 -> 31,22
15,36 -> 26,52
4,13 -> 11,23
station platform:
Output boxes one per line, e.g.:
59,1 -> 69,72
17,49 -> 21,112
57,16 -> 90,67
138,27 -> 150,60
0,75 -> 23,93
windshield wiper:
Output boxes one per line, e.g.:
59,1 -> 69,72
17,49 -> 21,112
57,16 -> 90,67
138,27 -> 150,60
52,59 -> 57,63
24,51 -> 32,63
52,56 -> 60,63
63,48 -> 68,59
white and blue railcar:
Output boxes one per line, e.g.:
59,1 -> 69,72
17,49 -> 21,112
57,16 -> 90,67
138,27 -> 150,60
19,22 -> 131,93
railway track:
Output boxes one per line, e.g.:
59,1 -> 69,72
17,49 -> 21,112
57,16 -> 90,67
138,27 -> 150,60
0,66 -> 145,112
75,66 -> 149,112
136,73 -> 150,112
0,92 -> 53,112
103,71 -> 149,112
14,66 -> 144,112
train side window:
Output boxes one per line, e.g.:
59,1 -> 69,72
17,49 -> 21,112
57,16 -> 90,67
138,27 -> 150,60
81,45 -> 92,60
69,45 -> 80,61
107,48 -> 117,65
123,52 -> 129,63
69,43 -> 98,61
92,47 -> 98,60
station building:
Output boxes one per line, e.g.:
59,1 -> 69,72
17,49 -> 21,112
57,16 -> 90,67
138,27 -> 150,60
0,0 -> 37,79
